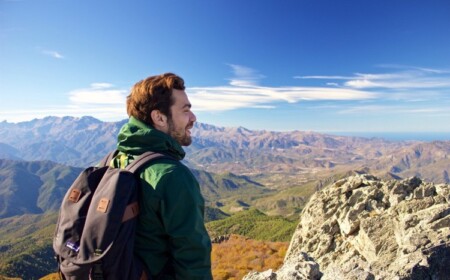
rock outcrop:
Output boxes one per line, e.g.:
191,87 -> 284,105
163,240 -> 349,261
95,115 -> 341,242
244,174 -> 450,280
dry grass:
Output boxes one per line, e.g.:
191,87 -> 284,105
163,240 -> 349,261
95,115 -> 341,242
212,234 -> 288,280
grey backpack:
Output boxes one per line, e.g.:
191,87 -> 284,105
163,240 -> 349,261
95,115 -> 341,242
53,151 -> 172,280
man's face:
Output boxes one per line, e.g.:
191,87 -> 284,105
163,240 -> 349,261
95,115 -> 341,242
166,89 -> 196,146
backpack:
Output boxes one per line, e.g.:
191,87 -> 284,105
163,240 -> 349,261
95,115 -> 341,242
53,151 -> 172,280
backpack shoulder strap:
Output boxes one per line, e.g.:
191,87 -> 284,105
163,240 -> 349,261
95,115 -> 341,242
120,153 -> 165,224
98,150 -> 119,167
125,151 -> 176,174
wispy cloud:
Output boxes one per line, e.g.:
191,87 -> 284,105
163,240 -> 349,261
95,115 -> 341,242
227,64 -> 265,87
296,75 -> 354,80
344,71 -> 450,89
375,64 -> 450,74
0,106 -> 127,123
3,65 -> 448,124
296,67 -> 450,90
189,65 -> 448,114
0,82 -> 129,122
42,50 -> 64,59
188,64 -> 376,111
338,104 -> 449,115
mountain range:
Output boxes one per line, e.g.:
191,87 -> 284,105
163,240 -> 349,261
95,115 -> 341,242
0,116 -> 449,278
1,116 -> 449,184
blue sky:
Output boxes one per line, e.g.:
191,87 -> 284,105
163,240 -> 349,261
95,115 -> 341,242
1,0 -> 450,134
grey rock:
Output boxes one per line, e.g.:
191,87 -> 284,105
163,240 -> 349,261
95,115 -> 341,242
243,252 -> 322,280
245,174 -> 450,280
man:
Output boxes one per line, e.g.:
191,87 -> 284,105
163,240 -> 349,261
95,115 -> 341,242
112,73 -> 212,279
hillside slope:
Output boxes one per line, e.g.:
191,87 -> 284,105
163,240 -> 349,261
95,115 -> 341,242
0,159 -> 81,218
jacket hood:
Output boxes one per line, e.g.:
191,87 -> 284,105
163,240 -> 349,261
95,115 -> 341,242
117,116 -> 186,160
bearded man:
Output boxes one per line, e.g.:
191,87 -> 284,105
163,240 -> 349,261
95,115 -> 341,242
113,73 -> 212,279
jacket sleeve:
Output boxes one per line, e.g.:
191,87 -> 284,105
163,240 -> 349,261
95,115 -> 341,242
156,165 -> 213,280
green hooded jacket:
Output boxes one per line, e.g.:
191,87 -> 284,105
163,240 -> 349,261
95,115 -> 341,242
113,117 -> 212,279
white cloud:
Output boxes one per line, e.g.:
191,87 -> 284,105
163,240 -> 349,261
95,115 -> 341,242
42,50 -> 64,59
0,106 -> 127,123
344,71 -> 450,89
399,108 -> 446,114
91,83 -> 115,89
187,64 -> 376,111
227,64 -> 265,87
188,85 -> 375,111
298,67 -> 450,90
0,82 -> 130,123
3,65 -> 448,124
295,75 -> 354,80
326,82 -> 339,86
376,64 -> 450,74
338,105 -> 448,115
345,79 -> 378,88
68,83 -> 127,104
338,105 -> 400,114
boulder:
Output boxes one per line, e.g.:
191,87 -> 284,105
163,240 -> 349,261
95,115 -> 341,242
244,174 -> 450,279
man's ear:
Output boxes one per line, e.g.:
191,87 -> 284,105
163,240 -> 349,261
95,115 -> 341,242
150,110 -> 168,129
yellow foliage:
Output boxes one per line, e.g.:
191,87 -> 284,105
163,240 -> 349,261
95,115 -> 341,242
212,234 -> 288,280
0,276 -> 22,280
39,273 -> 60,280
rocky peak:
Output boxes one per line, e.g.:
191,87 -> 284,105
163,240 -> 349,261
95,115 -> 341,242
245,174 -> 450,280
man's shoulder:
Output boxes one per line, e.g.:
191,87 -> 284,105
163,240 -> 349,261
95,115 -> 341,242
142,158 -> 193,178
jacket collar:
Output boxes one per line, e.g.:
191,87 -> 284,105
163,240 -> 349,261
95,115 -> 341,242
116,116 -> 186,160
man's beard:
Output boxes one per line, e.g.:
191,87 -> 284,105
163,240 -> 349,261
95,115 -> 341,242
167,118 -> 193,146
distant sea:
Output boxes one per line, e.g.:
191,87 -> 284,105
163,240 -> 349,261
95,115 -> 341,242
327,132 -> 450,142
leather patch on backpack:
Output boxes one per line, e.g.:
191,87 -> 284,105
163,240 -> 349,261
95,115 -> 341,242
97,198 -> 110,213
122,202 -> 139,222
68,189 -> 81,203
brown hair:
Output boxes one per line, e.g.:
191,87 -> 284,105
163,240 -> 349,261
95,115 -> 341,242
126,73 -> 185,125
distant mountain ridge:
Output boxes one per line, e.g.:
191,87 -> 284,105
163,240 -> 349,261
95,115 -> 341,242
190,120 -> 450,184
1,116 -> 449,183
0,116 -> 124,166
